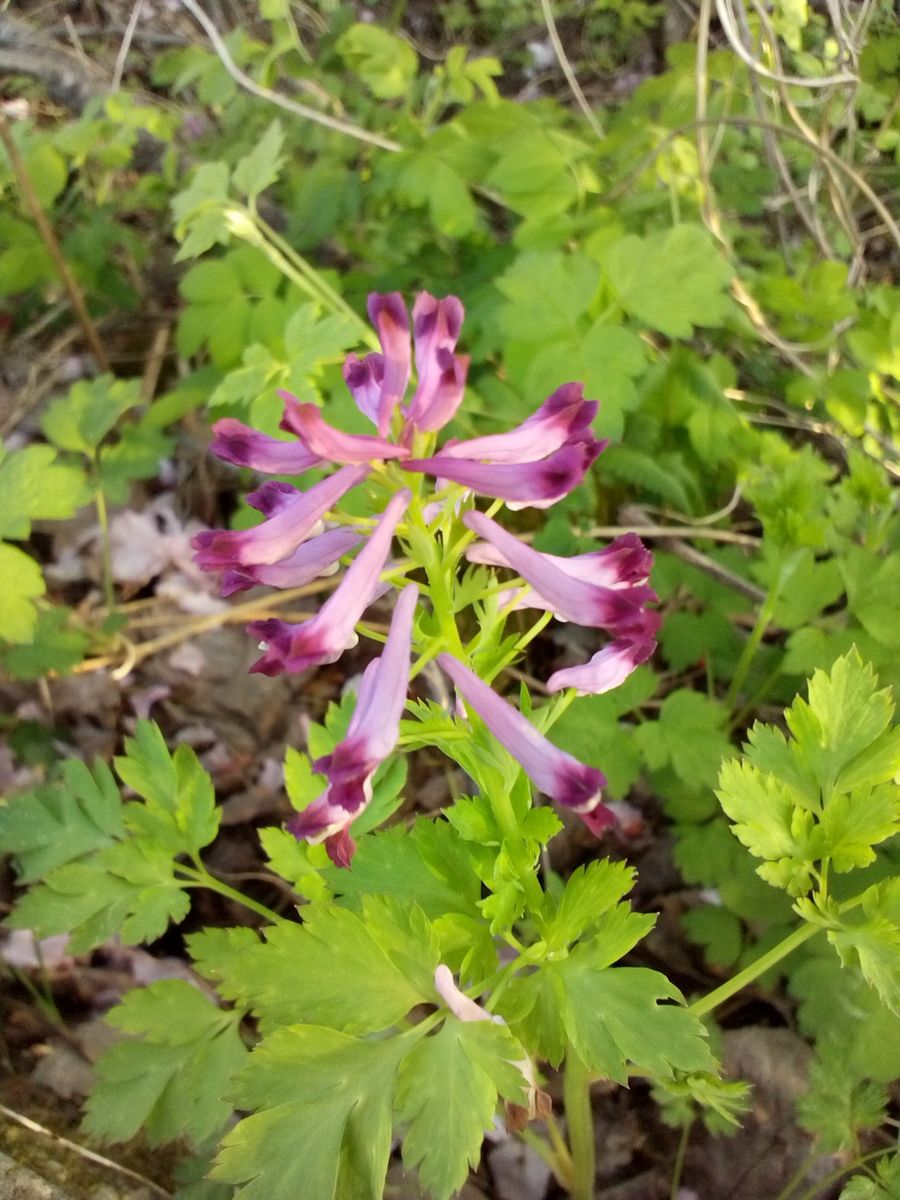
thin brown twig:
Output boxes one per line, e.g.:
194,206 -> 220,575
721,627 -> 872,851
178,0 -> 401,152
0,108 -> 110,370
0,1103 -> 171,1199
538,0 -> 605,140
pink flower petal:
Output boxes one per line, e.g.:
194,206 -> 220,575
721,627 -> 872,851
248,490 -> 409,675
210,418 -> 321,474
279,394 -> 410,463
437,383 -> 597,463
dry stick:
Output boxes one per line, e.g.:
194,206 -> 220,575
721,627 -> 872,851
0,109 -> 110,371
607,114 -> 900,251
72,576 -> 342,676
178,0 -> 401,153
111,0 -> 143,90
0,1103 -> 171,1200
618,505 -> 767,603
538,0 -> 605,140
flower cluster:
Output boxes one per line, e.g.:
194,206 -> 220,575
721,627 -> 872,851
193,292 -> 658,866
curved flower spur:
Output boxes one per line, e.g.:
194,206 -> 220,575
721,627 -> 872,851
192,291 -> 659,863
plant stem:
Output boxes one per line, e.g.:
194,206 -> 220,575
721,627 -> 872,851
0,108 -> 110,370
563,1046 -> 596,1200
724,585 -> 779,712
689,922 -> 820,1018
92,458 -> 116,613
670,1120 -> 692,1199
180,865 -> 283,925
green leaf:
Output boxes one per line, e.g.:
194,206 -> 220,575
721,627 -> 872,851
336,24 -> 418,99
171,161 -> 230,258
716,759 -> 815,894
258,826 -> 331,902
116,722 -> 220,857
0,444 -> 88,540
213,1026 -> 406,1200
555,956 -> 715,1083
187,926 -> 262,1005
220,904 -> 433,1034
83,981 -> 247,1146
681,906 -> 743,969
41,375 -> 142,456
496,252 -> 599,341
1,605 -> 90,674
839,1154 -> 900,1200
232,119 -> 285,203
635,689 -> 732,791
785,650 -> 895,794
397,1018 -> 526,1200
544,860 -> 637,949
0,544 -> 45,643
326,820 -> 483,921
604,224 -> 733,337
830,879 -> 900,1015
796,1038 -> 887,1153
5,851 -> 191,954
0,757 -> 122,882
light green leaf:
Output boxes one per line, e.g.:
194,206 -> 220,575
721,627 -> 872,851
555,957 -> 715,1083
786,650 -> 895,794
497,252 -> 600,341
326,820 -> 483,921
830,880 -> 900,1015
0,757 -> 122,882
604,224 -> 733,337
41,375 -> 142,456
0,444 -> 88,540
83,981 -> 246,1146
0,543 -> 45,643
635,689 -> 732,791
336,24 -> 418,99
1,604 -> 90,675
222,904 -> 432,1034
397,1018 -> 526,1200
116,722 -> 219,857
213,1026 -> 405,1200
232,119 -> 285,203
5,851 -> 191,954
544,860 -> 637,949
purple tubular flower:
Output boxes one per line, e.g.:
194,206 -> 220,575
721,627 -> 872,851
343,353 -> 385,426
546,636 -> 657,696
279,394 -> 410,463
404,437 -> 605,511
436,653 -> 614,832
463,511 -> 657,633
437,383 -> 598,463
467,530 -> 653,593
367,293 -> 411,437
406,293 -> 468,432
219,527 -> 362,597
192,464 -> 368,570
247,489 -> 410,676
285,584 -> 418,867
210,418 -> 321,475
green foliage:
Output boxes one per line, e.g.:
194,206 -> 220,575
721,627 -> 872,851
396,1019 -> 526,1200
3,3 -> 899,1194
717,652 -> 900,897
3,721 -> 219,953
212,1027 -> 406,1200
83,981 -> 247,1147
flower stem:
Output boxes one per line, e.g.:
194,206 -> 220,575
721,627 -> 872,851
179,864 -> 283,925
563,1046 -> 595,1200
689,922 -> 820,1018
